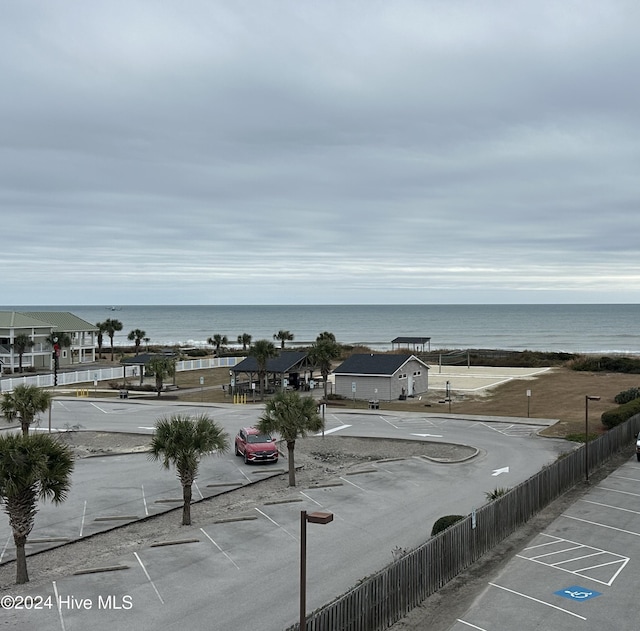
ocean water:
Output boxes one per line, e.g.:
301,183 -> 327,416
6,304 -> 640,355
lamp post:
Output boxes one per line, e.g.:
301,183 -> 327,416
585,395 -> 601,482
300,510 -> 333,631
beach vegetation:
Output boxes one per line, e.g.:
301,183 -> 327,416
257,390 -> 323,486
1,385 -> 52,436
316,331 -> 336,343
237,332 -> 252,351
207,334 -> 228,356
149,414 -> 229,525
127,329 -> 146,356
249,339 -> 278,399
0,432 -> 74,584
570,355 -> 640,374
103,318 -> 123,361
273,330 -> 294,349
12,334 -> 34,373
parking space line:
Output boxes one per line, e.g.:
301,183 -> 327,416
488,582 -> 586,620
199,528 -> 240,570
596,486 -> 640,498
134,552 -> 164,604
79,500 -> 87,536
254,508 -> 297,541
1,533 -> 11,563
194,482 -> 204,500
299,491 -> 322,506
141,485 -> 149,516
236,467 -> 252,482
457,620 -> 488,630
519,533 -> 629,586
564,514 -> 640,537
318,424 -> 351,435
340,476 -> 367,492
52,581 -> 67,631
580,498 -> 640,515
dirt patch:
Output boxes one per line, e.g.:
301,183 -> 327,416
54,431 -> 152,457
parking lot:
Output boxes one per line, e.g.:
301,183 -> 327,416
449,456 -> 640,631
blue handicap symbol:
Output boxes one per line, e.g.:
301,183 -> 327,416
554,585 -> 602,602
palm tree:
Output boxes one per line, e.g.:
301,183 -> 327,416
0,432 -> 74,584
147,356 -> 176,397
127,329 -> 147,356
45,332 -> 72,369
249,339 -> 277,400
96,321 -> 108,359
103,318 -> 123,362
12,333 -> 34,373
207,334 -> 228,356
237,333 -> 252,352
316,331 -> 336,343
1,385 -> 52,436
257,390 -> 322,486
149,414 -> 229,525
308,338 -> 342,401
273,330 -> 294,349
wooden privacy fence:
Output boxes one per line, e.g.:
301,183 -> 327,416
286,414 -> 640,631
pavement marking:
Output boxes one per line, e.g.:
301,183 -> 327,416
236,467 -> 252,482
340,476 -> 367,492
200,528 -> 240,570
317,424 -> 351,435
89,402 -> 111,414
194,481 -> 204,500
580,498 -> 640,515
610,474 -> 640,482
134,552 -> 164,604
564,513 -> 640,538
596,486 -> 640,498
52,581 -> 67,631
488,582 -> 586,620
456,620 -> 488,630
141,485 -> 149,516
519,533 -> 629,586
79,500 -> 87,536
0,534 -> 10,563
299,491 -> 322,506
254,508 -> 297,541
380,417 -> 399,429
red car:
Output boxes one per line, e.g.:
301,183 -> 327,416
235,427 -> 279,464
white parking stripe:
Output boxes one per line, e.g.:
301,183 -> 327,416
317,424 -> 351,435
200,528 -> 240,570
489,583 -> 586,620
254,508 -> 297,541
134,552 -> 164,604
52,581 -> 67,631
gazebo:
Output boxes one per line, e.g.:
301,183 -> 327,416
390,337 -> 431,352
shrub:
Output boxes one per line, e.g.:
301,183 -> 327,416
614,388 -> 640,404
431,515 -> 465,536
601,398 -> 640,429
485,487 -> 510,501
571,355 -> 640,374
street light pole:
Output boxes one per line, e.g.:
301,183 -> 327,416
585,395 -> 601,482
300,510 -> 333,631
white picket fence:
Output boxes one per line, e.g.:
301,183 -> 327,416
0,356 -> 241,393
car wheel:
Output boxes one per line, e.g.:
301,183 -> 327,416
244,452 -> 250,465
637,453 -> 640,462
235,443 -> 240,456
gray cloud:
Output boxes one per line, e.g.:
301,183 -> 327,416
2,0 -> 639,305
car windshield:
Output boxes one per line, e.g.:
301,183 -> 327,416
247,433 -> 272,444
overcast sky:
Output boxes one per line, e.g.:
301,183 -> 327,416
2,1 -> 639,306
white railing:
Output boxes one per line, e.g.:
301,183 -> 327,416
0,356 -> 242,393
